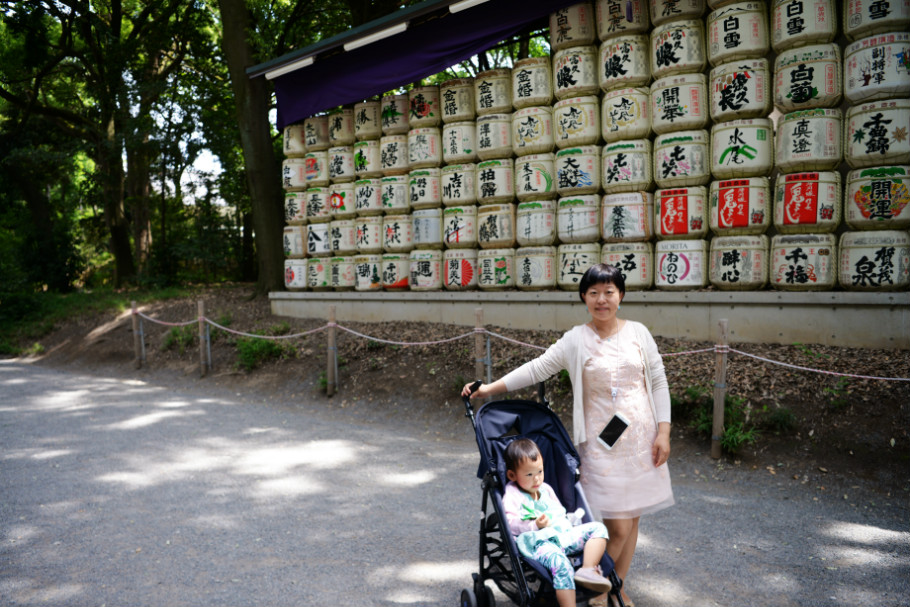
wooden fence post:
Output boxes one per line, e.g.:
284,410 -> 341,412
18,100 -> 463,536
327,305 -> 337,397
712,319 -> 729,459
474,307 -> 485,382
198,300 -> 207,378
131,301 -> 141,369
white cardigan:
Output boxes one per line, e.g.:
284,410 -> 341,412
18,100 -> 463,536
501,321 -> 671,445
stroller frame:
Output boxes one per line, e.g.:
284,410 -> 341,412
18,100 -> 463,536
461,383 -> 625,607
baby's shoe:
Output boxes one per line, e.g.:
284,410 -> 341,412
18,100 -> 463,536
574,567 -> 612,593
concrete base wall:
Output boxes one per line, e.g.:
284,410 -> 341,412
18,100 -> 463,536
269,290 -> 910,349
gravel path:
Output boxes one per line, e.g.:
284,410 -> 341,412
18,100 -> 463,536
1,360 -> 907,607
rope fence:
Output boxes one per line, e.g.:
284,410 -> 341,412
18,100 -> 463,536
130,301 -> 908,457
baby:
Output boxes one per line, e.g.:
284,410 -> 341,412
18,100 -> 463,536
502,438 -> 612,607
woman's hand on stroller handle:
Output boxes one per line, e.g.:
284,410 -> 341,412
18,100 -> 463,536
462,380 -> 483,398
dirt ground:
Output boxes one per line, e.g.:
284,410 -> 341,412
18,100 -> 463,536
17,284 -> 910,493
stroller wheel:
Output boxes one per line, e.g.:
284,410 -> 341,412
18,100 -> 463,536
480,584 -> 495,607
460,588 -> 478,607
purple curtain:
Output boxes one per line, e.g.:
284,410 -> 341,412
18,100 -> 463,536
272,0 -> 581,129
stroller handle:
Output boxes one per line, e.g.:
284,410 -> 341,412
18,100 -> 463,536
462,380 -> 483,427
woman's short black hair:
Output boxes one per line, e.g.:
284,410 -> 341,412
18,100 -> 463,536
578,263 -> 626,303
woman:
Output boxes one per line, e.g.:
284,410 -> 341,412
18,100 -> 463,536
462,264 -> 673,607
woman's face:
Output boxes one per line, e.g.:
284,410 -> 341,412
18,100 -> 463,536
583,280 -> 624,323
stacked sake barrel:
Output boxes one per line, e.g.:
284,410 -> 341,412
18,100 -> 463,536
839,4 -> 910,290
282,120 -> 310,290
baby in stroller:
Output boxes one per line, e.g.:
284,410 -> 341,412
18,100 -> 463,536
504,438 -> 612,607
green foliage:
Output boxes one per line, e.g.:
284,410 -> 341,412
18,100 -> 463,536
161,325 -> 197,355
674,385 -> 760,456
235,334 -> 295,372
762,406 -> 797,434
823,377 -> 852,410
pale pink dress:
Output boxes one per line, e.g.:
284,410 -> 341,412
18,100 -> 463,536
578,323 -> 674,520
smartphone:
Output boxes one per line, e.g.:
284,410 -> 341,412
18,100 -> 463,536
597,412 -> 630,450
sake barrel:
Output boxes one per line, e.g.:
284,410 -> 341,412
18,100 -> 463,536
382,214 -> 414,253
353,140 -> 382,178
655,239 -> 709,289
602,139 -> 653,193
512,57 -> 553,109
282,158 -> 308,191
409,168 -> 442,209
354,100 -> 382,141
649,0 -> 706,27
709,177 -> 771,235
330,255 -> 356,290
354,254 -> 383,291
516,200 -> 558,246
283,225 -> 306,259
602,87 -> 651,141
709,59 -> 771,122
305,187 -> 331,224
773,171 -> 842,233
845,0 -> 910,40
306,257 -> 332,291
477,203 -> 516,249
551,2 -> 597,51
602,191 -> 654,241
601,241 -> 654,288
650,19 -> 707,80
656,186 -> 708,239
306,222 -> 332,257
554,96 -> 600,149
838,230 -> 910,290
283,123 -> 307,157
381,253 -> 410,290
515,246 -> 558,290
556,145 -> 602,195
444,248 -> 479,290
442,163 -> 477,206
598,35 -> 651,91
515,153 -> 558,201
553,45 -> 600,100
329,219 -> 356,254
558,242 -> 601,290
596,0 -> 650,39
328,182 -> 355,219
771,0 -> 837,52
408,127 -> 442,169
477,248 -> 515,290
654,130 -> 711,188
476,159 -> 515,205
709,234 -> 769,289
408,85 -> 441,128
775,109 -> 843,172
409,249 -> 443,290
328,145 -> 355,183
380,135 -> 409,175
284,258 -> 307,291
845,166 -> 910,230
711,118 -> 774,179
442,121 -> 478,165
770,233 -> 837,290
354,215 -> 383,254
558,194 -> 602,243
304,150 -> 330,187
412,208 -> 444,249
707,1 -> 769,66
354,178 -> 383,216
285,191 -> 307,225
443,205 -> 478,248
380,175 -> 410,214
380,93 -> 410,135
304,114 -> 330,151
773,44 -> 842,113
651,73 -> 708,135
845,99 -> 910,169
327,108 -> 355,146
476,114 -> 513,161
845,32 -> 910,104
512,106 -> 555,156
475,68 -> 512,115
440,78 -> 476,124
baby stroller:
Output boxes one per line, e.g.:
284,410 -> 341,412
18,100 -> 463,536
460,382 -> 625,607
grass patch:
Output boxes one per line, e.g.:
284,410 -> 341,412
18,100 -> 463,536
161,325 -> 197,355
673,385 -> 760,456
235,333 -> 295,372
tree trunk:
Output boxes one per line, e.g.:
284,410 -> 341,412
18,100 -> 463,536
126,141 -> 153,276
98,117 -> 136,286
217,0 -> 285,294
